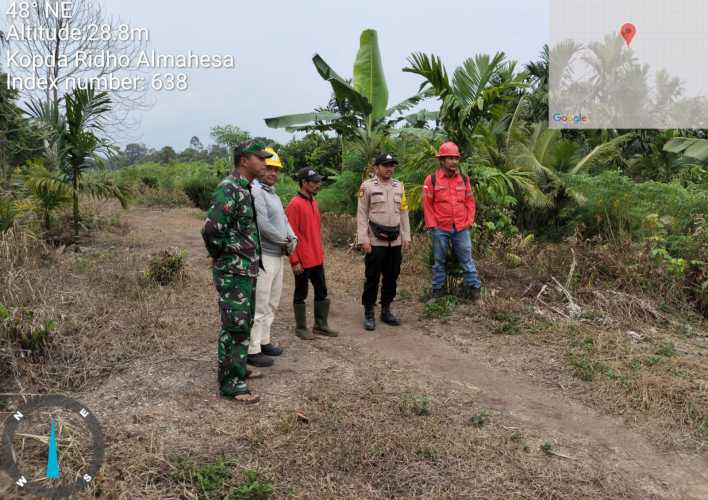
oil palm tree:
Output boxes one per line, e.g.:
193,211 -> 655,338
403,51 -> 527,153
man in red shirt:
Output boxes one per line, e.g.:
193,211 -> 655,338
286,167 -> 338,340
422,141 -> 482,302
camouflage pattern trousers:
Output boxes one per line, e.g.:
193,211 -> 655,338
213,269 -> 256,397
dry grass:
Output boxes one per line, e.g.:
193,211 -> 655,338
1,208 -> 705,498
393,228 -> 708,450
315,216 -> 707,450
0,203 -> 190,403
92,366 -> 654,499
321,212 -> 358,249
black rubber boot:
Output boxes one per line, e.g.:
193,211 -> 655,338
380,304 -> 401,326
426,288 -> 445,305
294,303 -> 314,340
313,299 -> 338,337
261,344 -> 283,356
247,353 -> 274,367
363,306 -> 376,331
464,286 -> 482,304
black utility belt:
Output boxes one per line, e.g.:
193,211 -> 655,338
369,222 -> 400,241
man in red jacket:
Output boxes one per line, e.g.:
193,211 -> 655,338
285,167 -> 338,340
422,141 -> 482,302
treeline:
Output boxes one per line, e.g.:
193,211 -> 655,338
106,126 -> 341,175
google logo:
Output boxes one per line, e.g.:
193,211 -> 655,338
553,112 -> 589,124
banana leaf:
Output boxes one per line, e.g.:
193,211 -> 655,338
352,29 -> 388,124
265,111 -> 341,129
664,137 -> 708,161
312,54 -> 371,116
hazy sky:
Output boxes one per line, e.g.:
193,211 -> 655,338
101,0 -> 549,149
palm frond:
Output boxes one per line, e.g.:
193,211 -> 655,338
403,53 -> 451,94
570,133 -> 636,174
78,177 -> 131,208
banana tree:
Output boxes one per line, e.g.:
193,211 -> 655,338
265,29 -> 430,170
26,86 -> 128,242
664,137 -> 708,161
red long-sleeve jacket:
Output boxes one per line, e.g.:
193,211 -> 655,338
286,193 -> 325,269
422,169 -> 476,231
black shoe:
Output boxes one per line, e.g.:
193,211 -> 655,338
380,304 -> 401,326
261,344 -> 283,356
363,306 -> 376,331
247,353 -> 274,367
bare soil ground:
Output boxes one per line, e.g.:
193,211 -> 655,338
1,205 -> 707,499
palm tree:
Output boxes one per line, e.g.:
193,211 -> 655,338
26,86 -> 129,243
403,51 -> 527,153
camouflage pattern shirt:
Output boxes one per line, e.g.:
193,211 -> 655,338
202,173 -> 261,277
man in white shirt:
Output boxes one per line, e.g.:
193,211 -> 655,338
248,148 -> 297,367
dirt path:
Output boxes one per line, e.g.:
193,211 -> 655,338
85,207 -> 708,498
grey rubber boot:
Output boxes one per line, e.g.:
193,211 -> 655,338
313,299 -> 339,337
294,303 -> 314,340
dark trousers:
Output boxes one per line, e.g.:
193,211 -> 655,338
293,265 -> 328,304
362,245 -> 402,307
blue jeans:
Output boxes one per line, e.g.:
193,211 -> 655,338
431,227 -> 481,290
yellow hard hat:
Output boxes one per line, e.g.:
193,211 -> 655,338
264,147 -> 283,168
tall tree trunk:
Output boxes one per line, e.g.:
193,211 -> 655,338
72,167 -> 79,245
0,129 -> 7,190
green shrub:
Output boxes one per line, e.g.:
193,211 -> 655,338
317,171 -> 362,215
423,295 -> 458,319
0,197 -> 17,232
569,352 -> 601,381
493,311 -> 522,335
144,248 -> 188,286
275,175 -> 299,206
228,470 -> 273,500
0,303 -> 9,321
171,457 -> 273,500
0,306 -> 57,354
468,410 -> 489,428
172,457 -> 230,499
399,393 -> 431,416
563,171 -> 708,242
140,175 -> 159,189
655,340 -> 675,357
140,187 -> 191,208
114,162 -> 220,191
183,176 -> 219,210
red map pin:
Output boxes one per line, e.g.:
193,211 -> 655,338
621,23 -> 637,46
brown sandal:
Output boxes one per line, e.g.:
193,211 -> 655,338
233,392 -> 260,404
246,369 -> 264,380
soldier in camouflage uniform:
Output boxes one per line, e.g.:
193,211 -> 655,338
202,141 -> 273,403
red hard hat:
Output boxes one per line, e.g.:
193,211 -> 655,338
436,141 -> 461,158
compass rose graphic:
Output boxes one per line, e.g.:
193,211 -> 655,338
1,395 -> 105,498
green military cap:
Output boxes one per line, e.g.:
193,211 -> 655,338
234,140 -> 273,161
